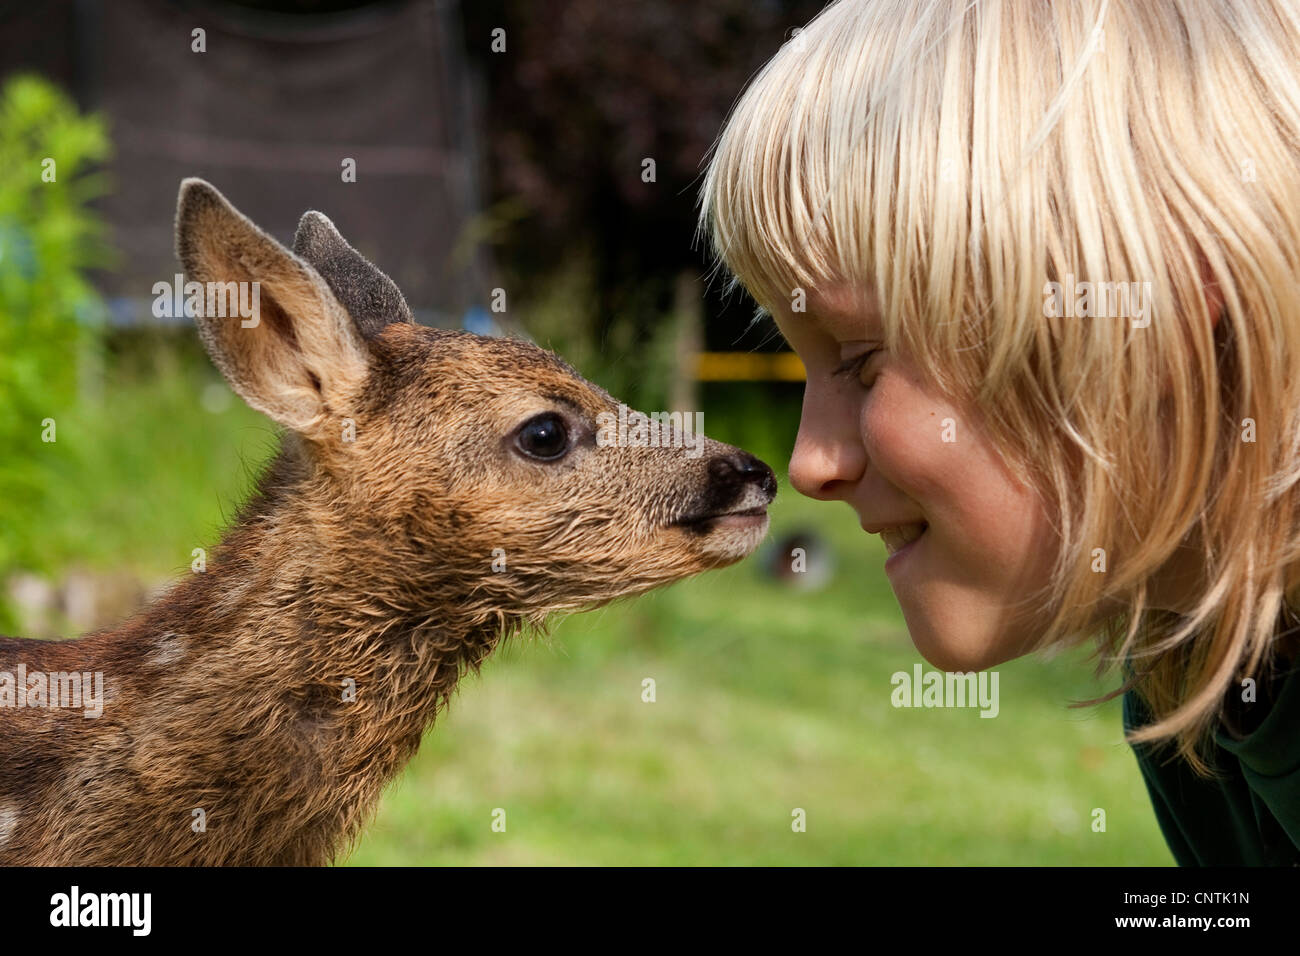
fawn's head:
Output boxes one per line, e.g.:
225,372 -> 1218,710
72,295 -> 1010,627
175,179 -> 776,619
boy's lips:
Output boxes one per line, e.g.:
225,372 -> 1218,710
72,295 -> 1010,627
879,523 -> 927,555
859,519 -> 929,574
861,520 -> 928,548
883,524 -> 926,574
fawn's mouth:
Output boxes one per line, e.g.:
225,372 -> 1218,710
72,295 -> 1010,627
670,505 -> 769,533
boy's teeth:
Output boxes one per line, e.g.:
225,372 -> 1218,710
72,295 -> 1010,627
880,523 -> 926,555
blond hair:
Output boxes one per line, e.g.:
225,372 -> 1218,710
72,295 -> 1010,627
698,0 -> 1300,773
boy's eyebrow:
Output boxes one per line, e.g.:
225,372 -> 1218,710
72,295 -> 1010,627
806,296 -> 882,340
806,286 -> 879,322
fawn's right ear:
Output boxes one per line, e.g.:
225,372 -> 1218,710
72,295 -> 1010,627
292,209 -> 413,339
175,178 -> 370,440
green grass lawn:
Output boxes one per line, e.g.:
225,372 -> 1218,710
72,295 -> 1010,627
2,338 -> 1174,865
346,485 -> 1172,865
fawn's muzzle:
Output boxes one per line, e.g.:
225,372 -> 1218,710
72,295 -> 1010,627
707,452 -> 778,500
672,451 -> 777,531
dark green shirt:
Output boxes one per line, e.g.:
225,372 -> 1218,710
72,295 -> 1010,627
1123,660 -> 1300,865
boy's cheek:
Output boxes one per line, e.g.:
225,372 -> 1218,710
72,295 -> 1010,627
860,380 -> 962,503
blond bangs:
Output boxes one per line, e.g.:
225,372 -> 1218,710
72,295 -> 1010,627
700,2 -> 1102,408
699,0 -> 1300,774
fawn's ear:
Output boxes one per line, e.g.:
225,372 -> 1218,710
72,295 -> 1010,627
175,178 -> 369,439
292,210 -> 413,339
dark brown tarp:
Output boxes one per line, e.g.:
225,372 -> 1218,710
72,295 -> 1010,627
1,0 -> 493,326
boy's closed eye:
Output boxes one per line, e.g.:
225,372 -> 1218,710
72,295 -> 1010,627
834,345 -> 884,385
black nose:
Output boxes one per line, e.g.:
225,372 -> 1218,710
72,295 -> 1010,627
708,452 -> 777,500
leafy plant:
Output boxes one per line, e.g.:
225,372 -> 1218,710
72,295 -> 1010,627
0,74 -> 112,628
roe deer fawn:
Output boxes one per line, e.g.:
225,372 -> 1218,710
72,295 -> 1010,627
0,179 -> 776,866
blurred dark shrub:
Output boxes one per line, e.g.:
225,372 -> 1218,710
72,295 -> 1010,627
461,1 -> 826,404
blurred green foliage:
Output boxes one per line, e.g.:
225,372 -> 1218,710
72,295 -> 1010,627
0,331 -> 270,636
0,74 -> 112,628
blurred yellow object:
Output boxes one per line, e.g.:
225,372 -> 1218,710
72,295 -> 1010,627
694,351 -> 806,381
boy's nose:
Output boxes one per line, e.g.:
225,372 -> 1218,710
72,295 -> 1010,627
708,452 -> 777,500
789,433 -> 864,502
788,381 -> 869,501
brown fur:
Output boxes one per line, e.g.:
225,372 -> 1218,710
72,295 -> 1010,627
0,180 -> 775,866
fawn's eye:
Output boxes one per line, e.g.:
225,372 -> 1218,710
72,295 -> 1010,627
514,412 -> 570,461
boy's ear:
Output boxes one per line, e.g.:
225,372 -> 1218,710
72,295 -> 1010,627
174,178 -> 369,440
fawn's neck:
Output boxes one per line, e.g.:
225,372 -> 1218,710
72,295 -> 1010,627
41,445 -> 509,865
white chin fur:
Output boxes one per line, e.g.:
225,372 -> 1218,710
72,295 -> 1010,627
696,514 -> 770,560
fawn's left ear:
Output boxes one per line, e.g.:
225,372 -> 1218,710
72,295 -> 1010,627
175,178 -> 369,441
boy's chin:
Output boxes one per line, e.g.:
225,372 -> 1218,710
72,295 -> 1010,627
907,623 -> 1023,673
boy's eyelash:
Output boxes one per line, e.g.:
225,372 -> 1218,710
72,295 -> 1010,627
833,348 -> 880,379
